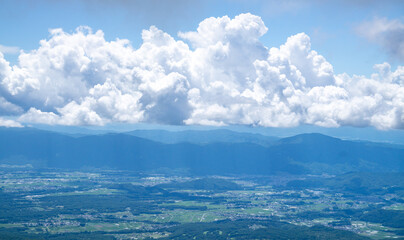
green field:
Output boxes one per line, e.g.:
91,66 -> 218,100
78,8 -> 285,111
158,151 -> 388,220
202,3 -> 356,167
0,169 -> 403,239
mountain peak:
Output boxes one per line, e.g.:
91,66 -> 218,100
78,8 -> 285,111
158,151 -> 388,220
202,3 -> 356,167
279,133 -> 341,144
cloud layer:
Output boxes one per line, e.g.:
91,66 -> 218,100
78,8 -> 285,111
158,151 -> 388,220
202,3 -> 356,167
0,13 -> 403,129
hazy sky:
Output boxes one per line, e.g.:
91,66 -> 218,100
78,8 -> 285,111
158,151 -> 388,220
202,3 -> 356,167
0,0 -> 403,131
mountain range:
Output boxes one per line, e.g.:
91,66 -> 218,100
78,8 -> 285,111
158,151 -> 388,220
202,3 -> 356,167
0,127 -> 403,175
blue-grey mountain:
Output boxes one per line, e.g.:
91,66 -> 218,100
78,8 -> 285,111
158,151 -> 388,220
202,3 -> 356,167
0,128 -> 403,175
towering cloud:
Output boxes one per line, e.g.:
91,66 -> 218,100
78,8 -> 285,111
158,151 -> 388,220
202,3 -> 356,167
0,14 -> 403,129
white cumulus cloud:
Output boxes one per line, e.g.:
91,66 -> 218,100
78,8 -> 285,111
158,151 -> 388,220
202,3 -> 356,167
0,14 -> 403,129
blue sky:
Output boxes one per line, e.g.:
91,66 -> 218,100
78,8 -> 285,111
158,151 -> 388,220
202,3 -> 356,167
1,0 -> 402,75
0,0 -> 403,139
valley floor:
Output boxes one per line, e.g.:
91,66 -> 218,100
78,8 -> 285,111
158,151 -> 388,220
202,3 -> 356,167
0,167 -> 403,239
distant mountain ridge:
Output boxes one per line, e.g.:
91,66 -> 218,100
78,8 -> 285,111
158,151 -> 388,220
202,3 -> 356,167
125,129 -> 279,146
0,127 -> 403,175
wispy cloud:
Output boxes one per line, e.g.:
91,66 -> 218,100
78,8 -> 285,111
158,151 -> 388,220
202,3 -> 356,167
0,44 -> 20,54
0,117 -> 23,128
356,17 -> 404,61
